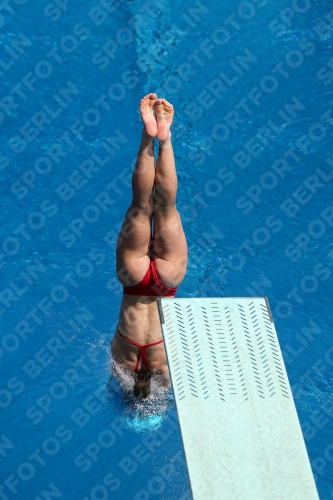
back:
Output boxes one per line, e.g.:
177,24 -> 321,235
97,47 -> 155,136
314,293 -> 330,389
111,294 -> 168,372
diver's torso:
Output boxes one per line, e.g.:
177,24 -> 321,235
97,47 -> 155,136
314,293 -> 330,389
111,293 -> 168,372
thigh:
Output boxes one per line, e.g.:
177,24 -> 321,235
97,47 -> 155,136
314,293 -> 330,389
152,204 -> 188,287
116,202 -> 152,286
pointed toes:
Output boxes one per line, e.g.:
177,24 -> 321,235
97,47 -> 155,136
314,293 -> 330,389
142,95 -> 172,107
160,98 -> 173,108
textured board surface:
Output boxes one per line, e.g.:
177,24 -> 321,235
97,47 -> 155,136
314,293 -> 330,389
157,297 -> 319,500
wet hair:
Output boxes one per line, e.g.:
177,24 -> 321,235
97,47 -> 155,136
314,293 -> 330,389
133,369 -> 152,400
109,359 -> 174,423
110,357 -> 171,401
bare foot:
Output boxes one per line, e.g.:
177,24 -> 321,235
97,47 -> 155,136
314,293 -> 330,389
140,93 -> 158,138
156,98 -> 174,141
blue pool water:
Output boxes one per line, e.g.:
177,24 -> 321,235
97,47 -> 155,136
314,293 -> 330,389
1,0 -> 333,498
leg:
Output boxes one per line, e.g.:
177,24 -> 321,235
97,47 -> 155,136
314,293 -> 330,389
153,133 -> 188,287
116,129 -> 155,286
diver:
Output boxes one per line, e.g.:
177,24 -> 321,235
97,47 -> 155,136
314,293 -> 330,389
111,93 -> 188,399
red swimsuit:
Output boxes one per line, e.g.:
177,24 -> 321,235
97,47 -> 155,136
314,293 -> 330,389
117,328 -> 164,372
123,259 -> 177,297
120,259 -> 177,371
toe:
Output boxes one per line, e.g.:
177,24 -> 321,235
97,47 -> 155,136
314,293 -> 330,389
149,93 -> 158,99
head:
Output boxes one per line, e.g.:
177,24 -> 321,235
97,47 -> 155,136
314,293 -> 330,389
133,369 -> 152,400
110,358 -> 171,408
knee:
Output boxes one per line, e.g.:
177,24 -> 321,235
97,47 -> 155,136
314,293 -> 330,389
154,185 -> 176,205
129,200 -> 152,216
153,200 -> 176,213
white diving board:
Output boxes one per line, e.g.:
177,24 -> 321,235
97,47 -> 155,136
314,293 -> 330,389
157,297 -> 319,500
